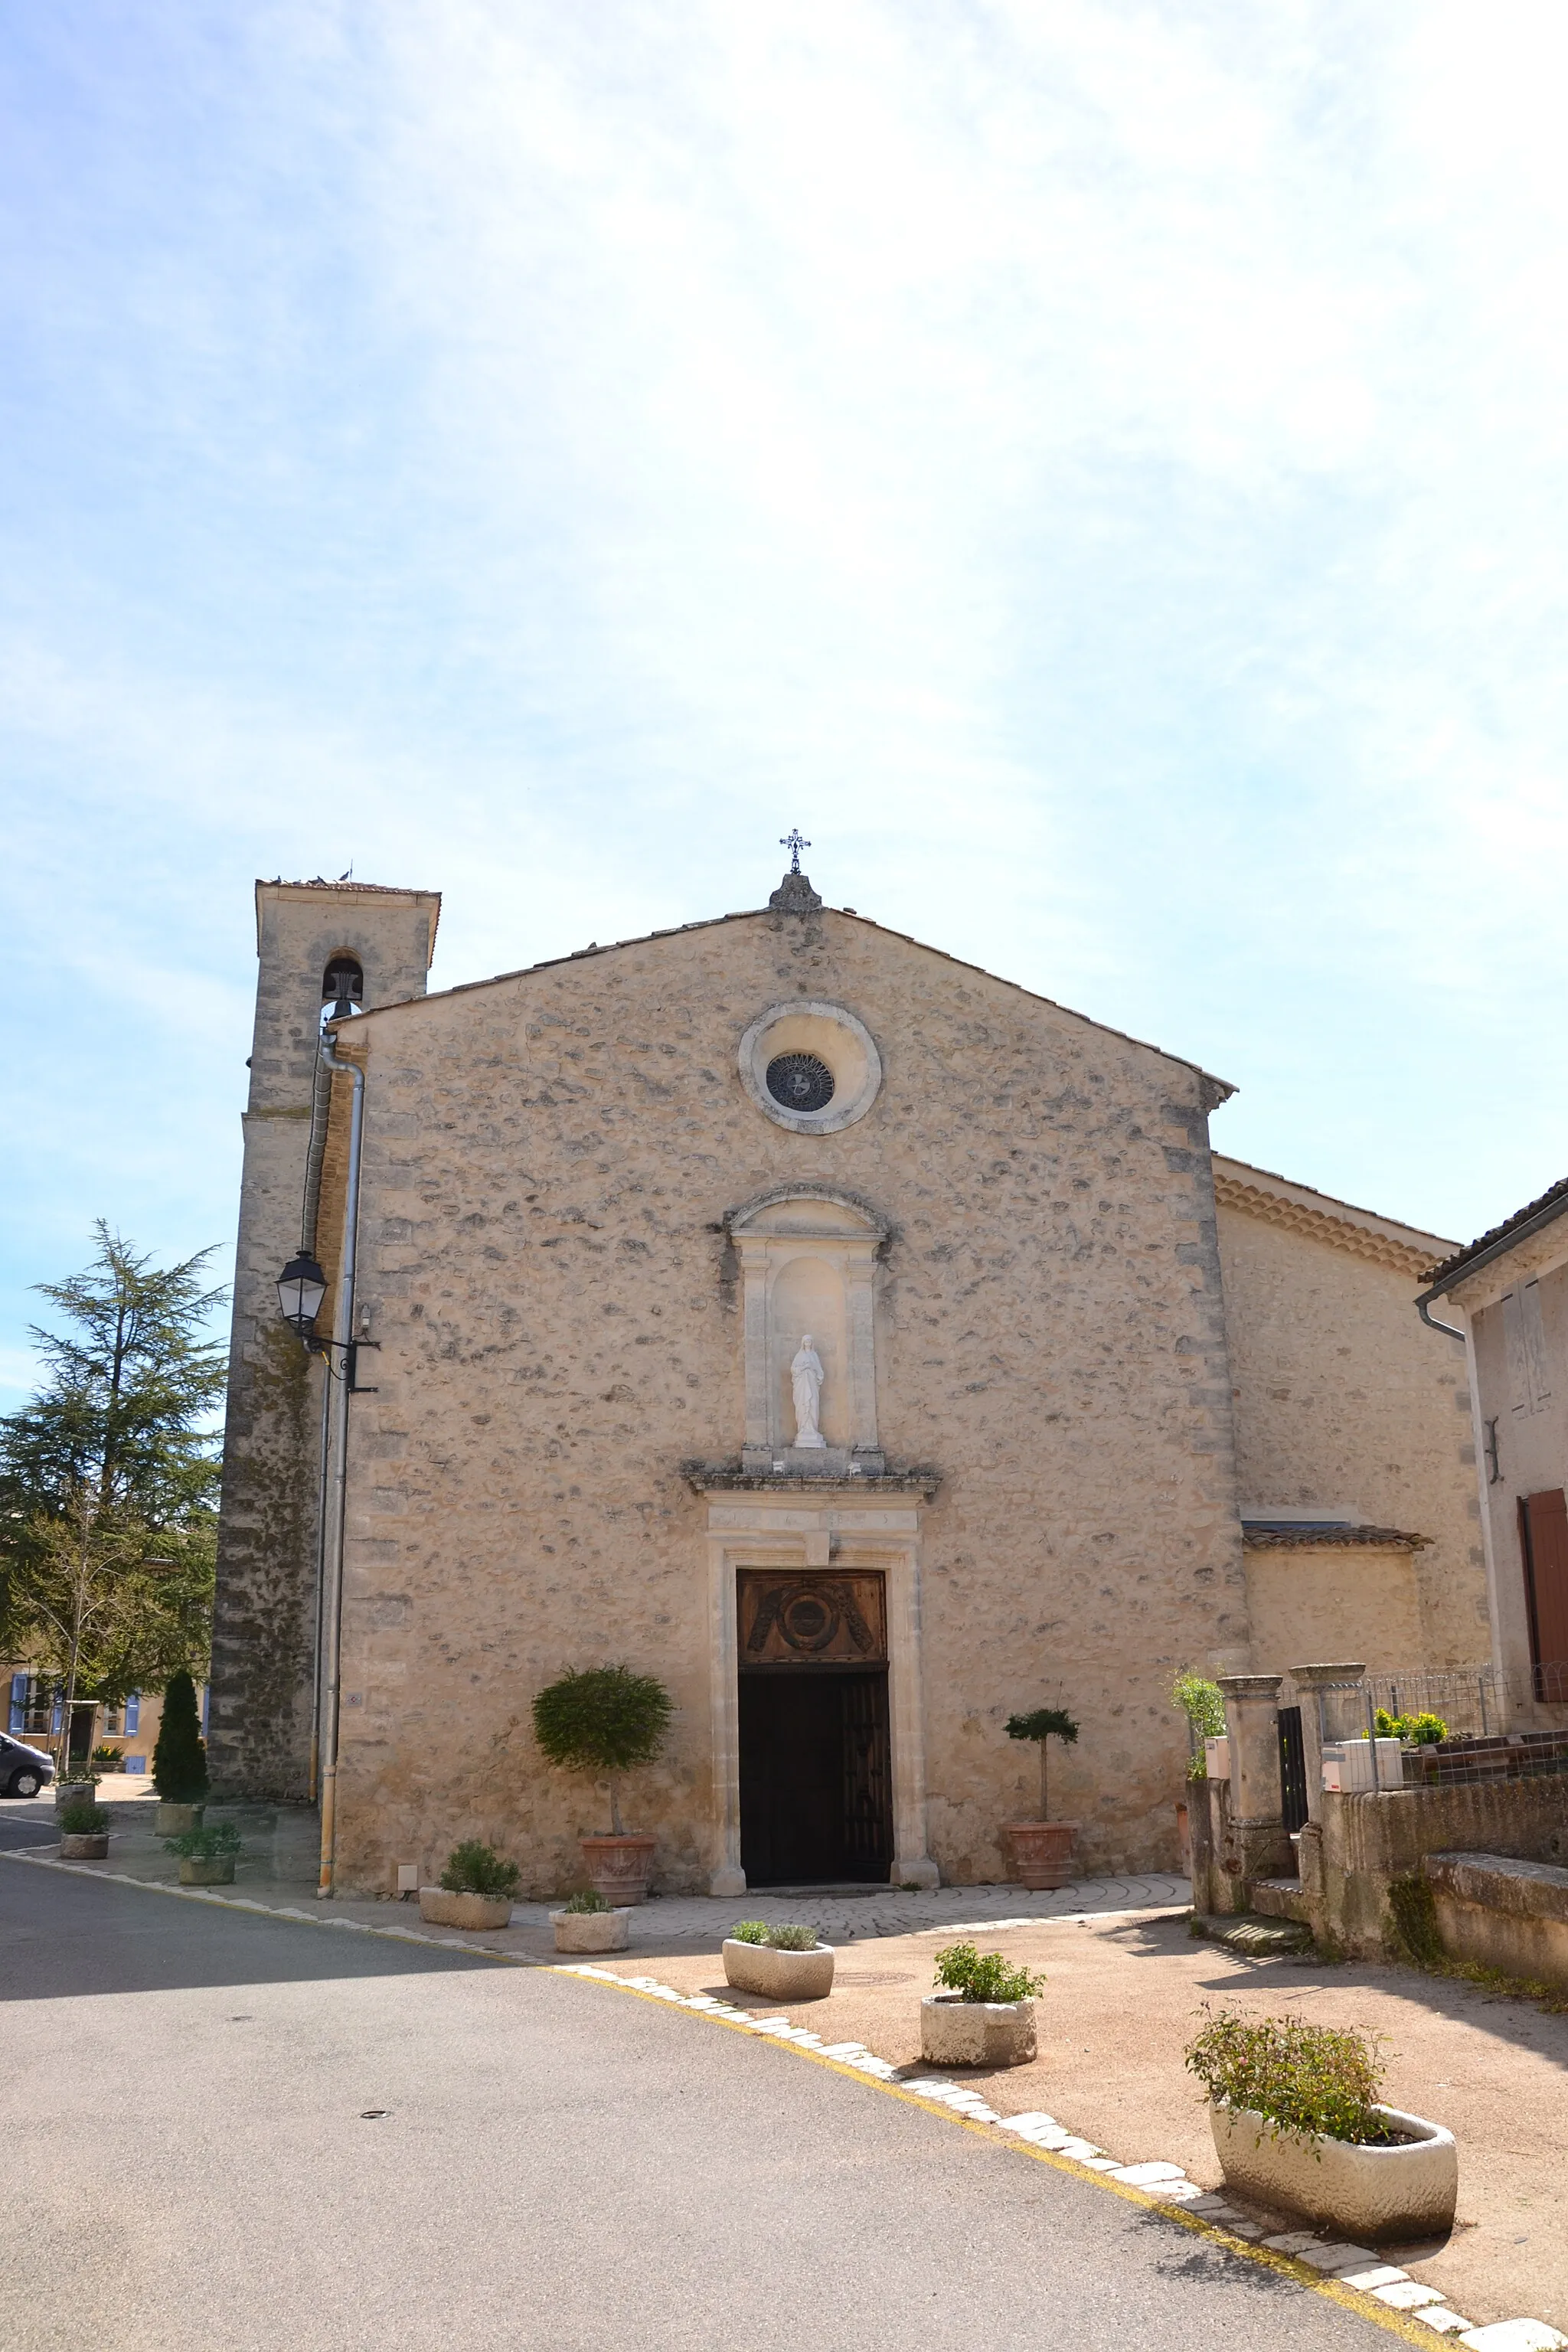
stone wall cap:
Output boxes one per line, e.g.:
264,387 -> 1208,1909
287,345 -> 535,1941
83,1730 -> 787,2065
682,1457 -> 941,1499
1243,1523 -> 1431,1550
1423,1849 -> 1568,1925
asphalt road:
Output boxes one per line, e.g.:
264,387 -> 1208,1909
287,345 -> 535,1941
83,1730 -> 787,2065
0,1856 -> 1397,2352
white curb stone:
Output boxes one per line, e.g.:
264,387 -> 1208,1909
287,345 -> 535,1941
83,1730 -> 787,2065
1297,2245 -> 1377,2272
1340,2269 -> 1413,2292
1375,2283 -> 1449,2311
1265,2232 -> 1328,2254
1459,2328 -> 1568,2351
1110,2163 -> 1187,2186
1414,2314 -> 1475,2337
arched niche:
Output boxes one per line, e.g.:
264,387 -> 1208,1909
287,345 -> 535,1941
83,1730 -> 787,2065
726,1187 -> 887,1471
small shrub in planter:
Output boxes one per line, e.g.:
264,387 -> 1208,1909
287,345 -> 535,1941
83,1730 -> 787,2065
723,1918 -> 835,1999
1002,1707 -> 1080,1888
153,1671 -> 208,1828
1375,1707 -> 1449,1747
550,1884 -> 632,1954
91,1745 -> 126,1772
420,1841 -> 520,1930
164,1821 -> 243,1886
1172,1671 -> 1227,1784
1186,2010 -> 1457,2239
60,1802 -> 112,1859
532,1664 -> 673,1903
922,1942 -> 1044,2068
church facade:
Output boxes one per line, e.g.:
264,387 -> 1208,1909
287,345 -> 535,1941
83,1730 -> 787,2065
210,867 -> 1485,1894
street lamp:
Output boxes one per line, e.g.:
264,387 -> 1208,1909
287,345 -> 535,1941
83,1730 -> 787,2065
276,1250 -> 328,1344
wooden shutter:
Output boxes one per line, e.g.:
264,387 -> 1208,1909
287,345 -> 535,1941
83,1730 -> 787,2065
1520,1489 -> 1568,1693
125,1693 -> 140,1733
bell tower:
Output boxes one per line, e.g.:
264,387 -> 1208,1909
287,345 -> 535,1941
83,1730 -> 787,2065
208,879 -> 441,1801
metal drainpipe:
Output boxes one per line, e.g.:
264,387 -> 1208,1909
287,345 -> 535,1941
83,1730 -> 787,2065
1417,1294 -> 1466,1343
315,1028 -> 365,1898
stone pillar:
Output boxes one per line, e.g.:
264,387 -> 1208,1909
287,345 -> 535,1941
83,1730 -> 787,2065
1217,1673 -> 1292,1896
1289,1663 -> 1367,1826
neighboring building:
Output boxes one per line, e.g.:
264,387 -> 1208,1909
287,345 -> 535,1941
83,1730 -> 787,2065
2,1673 -> 203,1775
209,865 -> 1486,1894
1214,1158 -> 1489,1677
1420,1180 -> 1568,1719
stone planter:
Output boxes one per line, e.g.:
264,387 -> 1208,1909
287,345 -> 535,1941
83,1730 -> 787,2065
580,1834 -> 657,1906
156,1802 -> 205,1834
1210,2103 -> 1458,2242
178,1857 -> 235,1886
1002,1821 -> 1076,1892
920,1991 -> 1037,2069
418,1886 -> 513,1930
60,1832 -> 109,1860
722,1939 -> 835,2001
551,1908 -> 632,1953
54,1781 -> 97,1811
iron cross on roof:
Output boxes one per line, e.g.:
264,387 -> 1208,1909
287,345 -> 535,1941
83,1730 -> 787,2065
780,828 -> 811,874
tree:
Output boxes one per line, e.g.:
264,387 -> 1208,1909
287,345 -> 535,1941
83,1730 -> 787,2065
531,1665 -> 673,1834
152,1669 -> 209,1802
0,1226 -> 227,1759
1004,1706 -> 1080,1824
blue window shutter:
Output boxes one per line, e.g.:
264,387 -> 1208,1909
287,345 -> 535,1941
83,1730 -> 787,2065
8,1674 -> 24,1734
51,1693 -> 63,1734
126,1693 -> 140,1732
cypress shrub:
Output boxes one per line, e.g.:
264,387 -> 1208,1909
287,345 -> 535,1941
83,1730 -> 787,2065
152,1671 -> 208,1802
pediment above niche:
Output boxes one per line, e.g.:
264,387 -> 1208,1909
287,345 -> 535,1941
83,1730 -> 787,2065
726,1184 -> 889,1244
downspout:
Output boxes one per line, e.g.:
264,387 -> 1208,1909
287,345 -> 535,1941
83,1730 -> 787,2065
316,1027 -> 365,1898
1416,1294 -> 1466,1343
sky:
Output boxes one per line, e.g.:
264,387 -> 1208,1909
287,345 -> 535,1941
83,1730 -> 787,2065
4,0 -> 1568,1404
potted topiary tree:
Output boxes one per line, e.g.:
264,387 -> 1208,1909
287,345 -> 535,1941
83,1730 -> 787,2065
549,1888 -> 632,1954
1187,2008 -> 1456,2241
1002,1707 -> 1080,1890
164,1821 -> 243,1886
921,1941 -> 1044,2068
152,1670 -> 208,1834
532,1664 -> 674,1906
722,1919 -> 835,2001
59,1800 -> 111,1860
420,1840 -> 521,1930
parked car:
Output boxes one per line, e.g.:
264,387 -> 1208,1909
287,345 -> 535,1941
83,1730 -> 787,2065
0,1736 -> 56,1798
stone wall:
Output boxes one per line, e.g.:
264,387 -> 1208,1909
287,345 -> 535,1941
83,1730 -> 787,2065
318,901 -> 1250,1893
1300,1780 -> 1568,1958
1243,1538 -> 1423,1678
1214,1166 -> 1488,1667
208,881 -> 438,1801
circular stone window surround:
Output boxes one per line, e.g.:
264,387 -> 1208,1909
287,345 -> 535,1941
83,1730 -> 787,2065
737,1001 -> 883,1135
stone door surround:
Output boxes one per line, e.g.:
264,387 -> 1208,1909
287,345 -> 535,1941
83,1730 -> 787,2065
700,1481 -> 938,1896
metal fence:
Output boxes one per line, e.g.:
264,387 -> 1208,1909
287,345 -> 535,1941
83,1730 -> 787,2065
1276,1664 -> 1568,1792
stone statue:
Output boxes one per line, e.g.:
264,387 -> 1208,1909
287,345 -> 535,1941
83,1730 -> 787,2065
790,1334 -> 826,1448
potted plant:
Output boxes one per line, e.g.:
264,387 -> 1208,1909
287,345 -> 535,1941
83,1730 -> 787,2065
54,1770 -> 99,1813
164,1821 -> 243,1886
549,1888 -> 632,1954
532,1664 -> 674,1906
1001,1707 -> 1080,1889
91,1743 -> 127,1774
420,1841 -> 521,1929
152,1669 -> 209,1834
722,1920 -> 835,2001
59,1800 -> 111,1860
1187,2009 -> 1457,2241
921,1941 -> 1044,2067
1171,1671 -> 1227,1867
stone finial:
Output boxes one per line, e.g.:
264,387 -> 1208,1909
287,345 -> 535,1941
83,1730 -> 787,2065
769,867 -> 823,913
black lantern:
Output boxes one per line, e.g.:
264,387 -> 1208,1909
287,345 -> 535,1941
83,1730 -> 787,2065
276,1250 -> 328,1341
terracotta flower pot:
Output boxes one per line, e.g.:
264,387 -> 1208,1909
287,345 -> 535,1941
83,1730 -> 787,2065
60,1832 -> 109,1860
179,1857 -> 235,1886
1210,2102 -> 1457,2242
920,1991 -> 1037,2068
580,1834 -> 657,1906
551,1908 -> 632,1952
418,1887 -> 513,1929
1003,1821 -> 1076,1891
722,1939 -> 835,2000
156,1802 -> 205,1834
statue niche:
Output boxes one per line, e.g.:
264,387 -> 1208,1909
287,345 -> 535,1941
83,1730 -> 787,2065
725,1184 -> 886,1473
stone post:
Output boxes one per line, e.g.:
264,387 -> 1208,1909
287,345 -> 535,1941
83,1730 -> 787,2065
1289,1663 -> 1367,1826
1217,1673 -> 1292,1900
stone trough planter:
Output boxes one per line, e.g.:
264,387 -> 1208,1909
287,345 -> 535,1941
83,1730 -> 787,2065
60,1832 -> 109,1860
418,1887 -> 513,1931
178,1857 -> 235,1886
551,1908 -> 632,1954
722,1939 -> 835,2001
54,1781 -> 98,1812
920,1991 -> 1037,2069
156,1802 -> 204,1835
1210,2103 -> 1458,2243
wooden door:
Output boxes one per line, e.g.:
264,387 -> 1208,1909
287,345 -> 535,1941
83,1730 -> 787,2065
1520,1489 -> 1568,1700
738,1670 -> 893,1886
